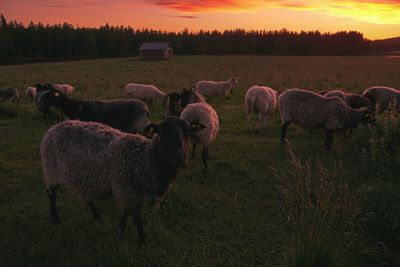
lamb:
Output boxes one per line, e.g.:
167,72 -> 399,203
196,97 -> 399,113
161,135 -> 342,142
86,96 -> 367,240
278,89 -> 375,151
166,87 -> 206,117
195,77 -> 239,102
125,83 -> 165,102
0,88 -> 19,102
41,118 -> 205,246
245,86 -> 278,133
362,86 -> 400,113
37,86 -> 150,133
180,102 -> 219,167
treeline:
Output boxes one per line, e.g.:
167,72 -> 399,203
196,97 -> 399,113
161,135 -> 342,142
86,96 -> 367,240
0,14 -> 371,64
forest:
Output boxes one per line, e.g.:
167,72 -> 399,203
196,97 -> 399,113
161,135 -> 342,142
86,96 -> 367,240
0,14 -> 395,64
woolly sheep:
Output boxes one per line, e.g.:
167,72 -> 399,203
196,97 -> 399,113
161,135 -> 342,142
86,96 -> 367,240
125,83 -> 165,102
324,90 -> 372,111
0,88 -> 19,102
26,86 -> 37,100
166,87 -> 206,117
195,77 -> 239,102
245,86 -> 278,133
41,118 -> 205,246
362,86 -> 400,113
37,86 -> 150,133
278,89 -> 375,151
53,84 -> 75,97
180,102 -> 219,167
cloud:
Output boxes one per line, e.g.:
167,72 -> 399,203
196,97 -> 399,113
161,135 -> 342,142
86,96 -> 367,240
151,0 -> 265,12
45,4 -> 70,8
171,15 -> 198,18
147,0 -> 400,24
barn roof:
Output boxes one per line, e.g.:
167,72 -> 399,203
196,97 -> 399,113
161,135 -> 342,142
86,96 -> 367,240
139,42 -> 170,51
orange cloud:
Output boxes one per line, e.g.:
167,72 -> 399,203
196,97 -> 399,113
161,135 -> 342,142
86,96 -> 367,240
149,0 -> 400,25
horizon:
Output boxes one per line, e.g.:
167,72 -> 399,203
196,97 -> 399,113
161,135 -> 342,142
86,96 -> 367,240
1,0 -> 399,40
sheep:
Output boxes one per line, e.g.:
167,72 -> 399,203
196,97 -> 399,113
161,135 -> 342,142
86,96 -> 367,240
125,83 -> 165,103
34,84 -> 68,125
278,89 -> 375,151
41,118 -> 205,246
180,102 -> 219,167
166,87 -> 206,117
0,88 -> 19,102
324,90 -> 372,110
37,86 -> 150,133
195,77 -> 239,102
245,86 -> 278,133
53,84 -> 75,97
26,86 -> 37,100
362,86 -> 400,113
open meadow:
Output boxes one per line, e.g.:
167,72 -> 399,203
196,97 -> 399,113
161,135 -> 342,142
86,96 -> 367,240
1,55 -> 400,266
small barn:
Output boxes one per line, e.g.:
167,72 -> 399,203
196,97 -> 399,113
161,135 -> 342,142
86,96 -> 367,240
139,42 -> 173,60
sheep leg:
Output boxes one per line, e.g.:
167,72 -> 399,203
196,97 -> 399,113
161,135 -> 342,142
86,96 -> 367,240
86,201 -> 102,222
325,131 -> 334,151
131,208 -> 145,246
47,185 -> 60,225
280,122 -> 291,143
201,146 -> 209,168
119,207 -> 131,233
191,143 -> 197,159
256,114 -> 261,134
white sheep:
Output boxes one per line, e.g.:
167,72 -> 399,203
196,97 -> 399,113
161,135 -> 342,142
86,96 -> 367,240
195,77 -> 239,102
53,84 -> 75,97
362,86 -> 400,113
41,118 -> 205,246
180,102 -> 219,167
26,86 -> 37,100
245,86 -> 278,133
278,88 -> 375,151
125,83 -> 165,102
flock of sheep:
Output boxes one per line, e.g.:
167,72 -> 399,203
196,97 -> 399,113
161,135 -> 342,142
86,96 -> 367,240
1,78 -> 399,246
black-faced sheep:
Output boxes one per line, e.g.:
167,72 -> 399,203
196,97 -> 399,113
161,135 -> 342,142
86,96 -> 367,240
0,88 -> 19,102
166,88 -> 205,117
362,86 -> 400,113
180,102 -> 219,167
125,83 -> 165,102
278,89 -> 375,151
37,87 -> 150,133
195,77 -> 239,102
324,90 -> 372,110
245,86 -> 278,133
41,118 -> 205,246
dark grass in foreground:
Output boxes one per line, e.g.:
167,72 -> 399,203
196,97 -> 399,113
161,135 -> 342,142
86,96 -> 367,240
0,56 -> 399,266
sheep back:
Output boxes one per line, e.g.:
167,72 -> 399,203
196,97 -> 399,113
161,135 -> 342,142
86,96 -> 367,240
245,86 -> 277,115
278,89 -> 349,131
362,86 -> 400,112
180,102 -> 219,144
41,120 -> 153,207
125,83 -> 165,100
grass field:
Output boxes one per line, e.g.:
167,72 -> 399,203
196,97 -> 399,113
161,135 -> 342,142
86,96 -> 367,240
0,55 -> 400,266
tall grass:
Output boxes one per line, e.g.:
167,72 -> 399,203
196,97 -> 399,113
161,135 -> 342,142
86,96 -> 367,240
275,143 -> 362,267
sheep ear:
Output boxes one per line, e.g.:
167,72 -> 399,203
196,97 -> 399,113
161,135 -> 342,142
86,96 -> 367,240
143,123 -> 159,138
189,122 -> 206,131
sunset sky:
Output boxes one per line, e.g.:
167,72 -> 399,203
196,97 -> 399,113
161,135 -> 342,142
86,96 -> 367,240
1,0 -> 399,40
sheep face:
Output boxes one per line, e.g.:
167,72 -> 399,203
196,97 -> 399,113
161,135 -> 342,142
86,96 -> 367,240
166,92 -> 182,116
230,77 -> 239,85
36,88 -> 63,110
360,109 -> 376,128
144,117 -> 205,167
